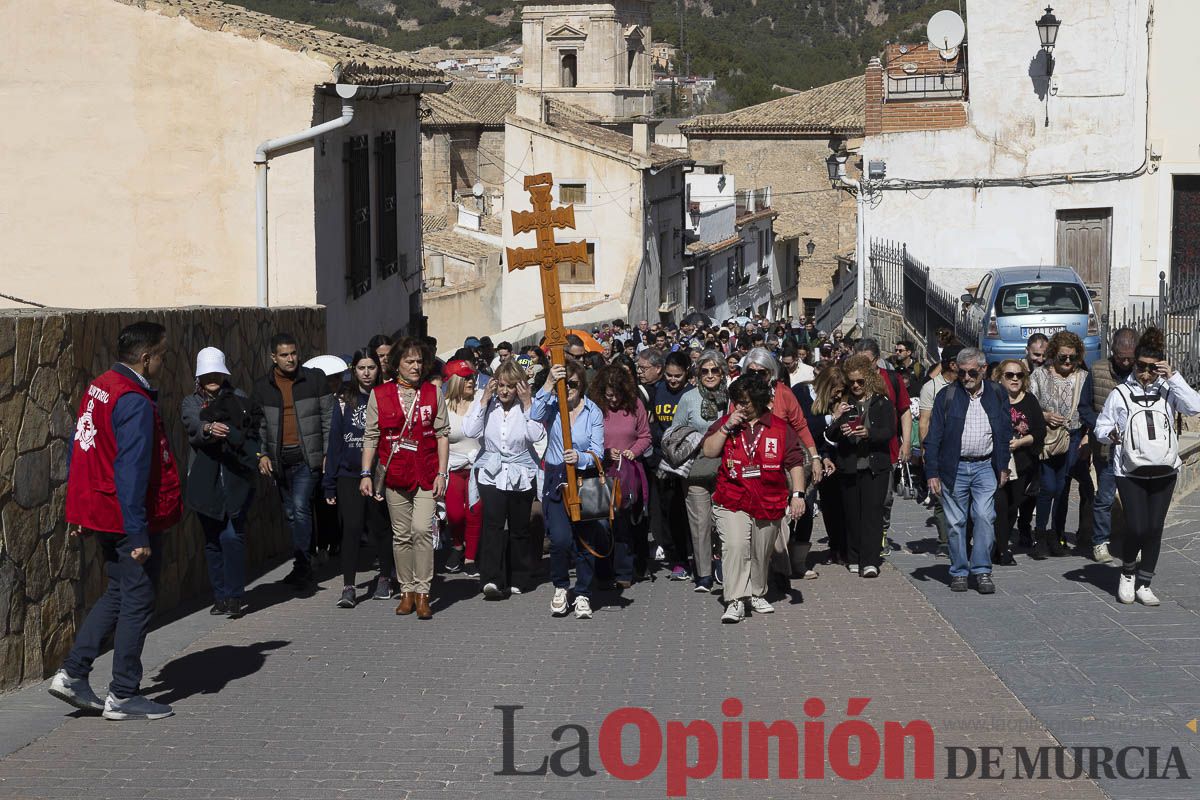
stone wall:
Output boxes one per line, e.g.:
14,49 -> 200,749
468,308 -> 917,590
0,306 -> 325,692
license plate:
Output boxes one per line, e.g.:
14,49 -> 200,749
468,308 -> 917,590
1021,325 -> 1065,337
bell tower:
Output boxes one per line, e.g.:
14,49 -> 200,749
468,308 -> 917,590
519,1 -> 654,120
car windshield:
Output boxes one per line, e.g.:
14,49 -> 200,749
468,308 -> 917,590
995,282 -> 1087,317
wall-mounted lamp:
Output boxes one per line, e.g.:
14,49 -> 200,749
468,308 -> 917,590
1036,6 -> 1061,76
826,152 -> 848,185
805,238 -> 816,258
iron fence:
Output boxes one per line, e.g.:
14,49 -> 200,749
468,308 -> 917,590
1100,271 -> 1200,387
813,259 -> 858,334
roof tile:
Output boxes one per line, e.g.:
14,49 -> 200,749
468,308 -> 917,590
680,76 -> 864,136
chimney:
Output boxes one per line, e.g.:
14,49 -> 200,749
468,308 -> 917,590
426,254 -> 445,289
865,57 -> 883,137
633,122 -> 651,156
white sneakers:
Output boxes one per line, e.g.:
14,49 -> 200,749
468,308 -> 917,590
573,596 -> 593,619
1117,574 -> 1136,604
1093,543 -> 1114,563
1135,586 -> 1161,607
749,596 -> 775,614
550,588 -> 569,616
848,564 -> 860,575
721,599 -> 745,624
861,566 -> 880,578
101,693 -> 174,721
48,669 -> 104,713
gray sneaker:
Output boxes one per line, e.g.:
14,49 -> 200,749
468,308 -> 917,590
48,669 -> 104,714
102,693 -> 174,721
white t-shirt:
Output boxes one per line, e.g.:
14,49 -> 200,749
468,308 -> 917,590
919,373 -> 950,411
788,363 -> 815,386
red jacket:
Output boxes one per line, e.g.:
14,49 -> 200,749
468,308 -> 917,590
375,381 -> 440,492
772,380 -> 815,451
712,413 -> 793,520
65,369 -> 182,536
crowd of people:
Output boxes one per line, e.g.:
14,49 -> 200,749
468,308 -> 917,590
46,314 -> 1200,719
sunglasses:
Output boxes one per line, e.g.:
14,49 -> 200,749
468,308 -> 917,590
962,369 -> 982,379
1135,361 -> 1159,373
1056,354 -> 1077,364
699,366 -> 722,376
848,378 -> 866,386
747,367 -> 769,374
1002,371 -> 1025,380
566,380 -> 581,389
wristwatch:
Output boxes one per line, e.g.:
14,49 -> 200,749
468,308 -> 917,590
359,470 -> 372,478
437,471 -> 450,479
791,491 -> 805,499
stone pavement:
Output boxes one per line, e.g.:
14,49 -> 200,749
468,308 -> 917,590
0,510 -> 1123,800
887,488 -> 1200,800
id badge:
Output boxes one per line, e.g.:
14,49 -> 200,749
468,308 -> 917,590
741,466 -> 761,479
398,437 -> 419,452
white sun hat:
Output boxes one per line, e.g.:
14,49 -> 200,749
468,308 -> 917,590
195,347 -> 231,378
303,354 -> 350,377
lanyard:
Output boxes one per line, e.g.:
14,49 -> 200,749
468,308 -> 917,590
395,385 -> 421,440
740,422 -> 766,463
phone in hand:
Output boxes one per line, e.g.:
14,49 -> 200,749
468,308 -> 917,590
846,410 -> 864,431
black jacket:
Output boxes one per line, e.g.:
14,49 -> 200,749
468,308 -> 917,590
181,387 -> 262,520
251,367 -> 334,472
826,394 -> 897,475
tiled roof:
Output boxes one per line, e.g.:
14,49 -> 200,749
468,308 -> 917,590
547,116 -> 693,169
424,229 -> 500,263
422,213 -> 448,233
686,235 -> 740,256
680,76 -> 864,136
479,214 -> 503,236
111,0 -> 444,84
422,80 -> 594,129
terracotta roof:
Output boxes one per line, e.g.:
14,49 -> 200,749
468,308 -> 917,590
736,208 -> 777,226
680,76 -> 864,136
686,235 -> 740,256
424,229 -> 500,263
423,80 -> 593,129
111,0 -> 444,84
546,116 -> 693,169
422,212 -> 448,233
479,214 -> 503,236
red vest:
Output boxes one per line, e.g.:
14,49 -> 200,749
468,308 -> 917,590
65,369 -> 182,535
712,413 -> 790,520
374,381 -> 440,492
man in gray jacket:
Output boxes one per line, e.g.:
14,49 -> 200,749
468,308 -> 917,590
251,333 -> 333,586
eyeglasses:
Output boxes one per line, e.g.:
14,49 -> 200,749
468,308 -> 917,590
962,369 -> 982,379
1135,361 -> 1159,373
635,364 -> 651,372
699,367 -> 722,376
1002,371 -> 1025,380
566,380 -> 581,389
1056,354 -> 1076,364
747,366 -> 769,374
848,378 -> 866,387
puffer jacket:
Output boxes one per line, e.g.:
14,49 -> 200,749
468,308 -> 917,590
181,387 -> 262,520
251,367 -> 334,472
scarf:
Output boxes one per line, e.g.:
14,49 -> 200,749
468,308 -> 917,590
698,382 -> 728,421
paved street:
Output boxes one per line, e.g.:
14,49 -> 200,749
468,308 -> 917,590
8,488 -> 1200,798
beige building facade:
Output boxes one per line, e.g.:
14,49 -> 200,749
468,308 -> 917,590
0,0 -> 446,351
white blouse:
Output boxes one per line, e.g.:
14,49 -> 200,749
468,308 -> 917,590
462,397 -> 546,491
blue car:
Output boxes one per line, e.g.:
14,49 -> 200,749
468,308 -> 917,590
960,267 -> 1101,367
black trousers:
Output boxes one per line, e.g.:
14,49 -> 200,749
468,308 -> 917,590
1116,474 -> 1176,584
477,484 -> 536,591
649,471 -> 689,566
839,469 -> 889,569
336,476 -> 393,586
993,469 -> 1036,555
817,478 -> 846,560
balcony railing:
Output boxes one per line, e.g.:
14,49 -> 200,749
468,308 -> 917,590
886,69 -> 965,101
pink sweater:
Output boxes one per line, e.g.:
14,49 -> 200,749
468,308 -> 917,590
603,405 -> 651,457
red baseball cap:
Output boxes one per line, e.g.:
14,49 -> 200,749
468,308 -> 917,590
442,359 -> 476,379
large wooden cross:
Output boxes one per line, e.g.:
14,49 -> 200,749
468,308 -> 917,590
507,172 -> 589,522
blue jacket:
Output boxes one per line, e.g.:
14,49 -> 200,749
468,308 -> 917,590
322,390 -> 371,498
923,380 -> 1013,490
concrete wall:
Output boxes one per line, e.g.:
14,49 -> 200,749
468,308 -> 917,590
314,94 -> 424,353
0,0 -> 329,310
425,271 -> 504,354
0,306 -> 325,692
863,0 -> 1153,303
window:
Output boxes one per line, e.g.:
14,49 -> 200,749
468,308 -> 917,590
738,246 -> 748,285
757,229 -> 768,275
375,131 -> 398,279
1174,176 -> 1200,283
627,49 -> 636,85
560,242 -> 595,284
995,283 -> 1087,317
560,51 -> 578,88
726,253 -> 739,293
344,135 -> 371,298
560,183 -> 587,205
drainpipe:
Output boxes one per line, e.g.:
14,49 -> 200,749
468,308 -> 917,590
837,172 -> 866,332
254,84 -> 357,308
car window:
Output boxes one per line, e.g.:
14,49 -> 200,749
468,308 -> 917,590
995,282 -> 1086,317
976,274 -> 992,302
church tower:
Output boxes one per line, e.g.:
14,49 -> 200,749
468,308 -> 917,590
518,1 -> 654,120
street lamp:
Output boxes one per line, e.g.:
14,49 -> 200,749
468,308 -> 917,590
805,238 -> 816,258
826,149 -> 866,330
826,152 -> 848,185
1036,6 -> 1061,76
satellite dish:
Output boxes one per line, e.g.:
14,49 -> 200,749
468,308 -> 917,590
927,9 -> 966,52
472,182 -> 485,198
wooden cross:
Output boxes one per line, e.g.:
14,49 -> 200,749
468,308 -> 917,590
507,172 -> 589,522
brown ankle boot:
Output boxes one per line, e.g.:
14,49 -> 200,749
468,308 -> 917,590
395,592 -> 416,615
416,593 -> 433,620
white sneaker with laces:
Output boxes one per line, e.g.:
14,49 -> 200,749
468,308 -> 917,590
654,546 -> 666,563
1093,543 -> 1114,563
721,599 -> 745,624
550,587 -> 569,616
102,693 -> 174,721
573,596 -> 593,619
48,669 -> 104,714
1117,574 -> 1135,604
1135,585 -> 1161,607
861,565 -> 880,578
749,596 -> 775,614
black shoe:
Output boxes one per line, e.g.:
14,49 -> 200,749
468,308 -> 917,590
975,574 -> 996,594
282,564 -> 312,586
1048,536 -> 1069,557
1030,536 -> 1049,560
225,597 -> 246,617
950,576 -> 969,592
336,586 -> 356,609
209,598 -> 227,615
995,550 -> 1017,566
444,548 -> 464,574
1017,529 -> 1033,549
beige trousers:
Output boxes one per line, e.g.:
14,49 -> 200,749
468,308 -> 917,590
713,505 -> 778,603
684,484 -> 715,580
386,487 -> 436,594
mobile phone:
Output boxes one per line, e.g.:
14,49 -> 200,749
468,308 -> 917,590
846,410 -> 863,430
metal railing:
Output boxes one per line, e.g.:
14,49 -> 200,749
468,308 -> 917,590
886,69 -> 965,101
1101,271 -> 1200,388
813,259 -> 858,333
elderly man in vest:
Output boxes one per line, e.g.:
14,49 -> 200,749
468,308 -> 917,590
49,321 -> 182,720
1087,327 -> 1137,562
923,347 -> 1013,595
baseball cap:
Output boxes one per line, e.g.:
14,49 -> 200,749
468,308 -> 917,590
443,359 -> 476,379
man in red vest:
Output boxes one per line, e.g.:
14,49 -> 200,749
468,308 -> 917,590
49,321 -> 182,721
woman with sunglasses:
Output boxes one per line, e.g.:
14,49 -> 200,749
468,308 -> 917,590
800,365 -> 850,568
702,372 -> 806,623
442,359 -> 484,576
531,358 -> 606,620
990,359 -> 1046,565
1095,328 -> 1200,606
1029,331 -> 1096,558
826,354 -> 896,577
667,350 -> 730,592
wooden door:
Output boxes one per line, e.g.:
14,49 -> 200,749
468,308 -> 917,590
1172,175 -> 1200,283
1056,208 -> 1112,311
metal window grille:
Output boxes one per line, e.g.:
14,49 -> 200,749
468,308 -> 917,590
376,131 -> 399,280
344,135 -> 371,299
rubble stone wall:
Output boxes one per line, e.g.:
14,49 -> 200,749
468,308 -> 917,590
0,306 -> 325,692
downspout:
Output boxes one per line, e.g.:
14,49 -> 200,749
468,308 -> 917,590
254,83 -> 358,308
836,172 -> 866,332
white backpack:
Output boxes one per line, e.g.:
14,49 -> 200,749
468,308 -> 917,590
1116,384 -> 1177,477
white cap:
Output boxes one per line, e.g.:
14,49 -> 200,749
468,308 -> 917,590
303,354 -> 349,377
195,346 -> 230,378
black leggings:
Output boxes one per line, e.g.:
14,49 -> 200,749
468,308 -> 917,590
336,476 -> 393,586
477,484 -> 536,591
1115,474 -> 1176,584
993,469 -> 1036,554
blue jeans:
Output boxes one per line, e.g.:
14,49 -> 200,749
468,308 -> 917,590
199,492 -> 254,600
1092,448 -> 1117,545
941,460 -> 997,578
543,492 -> 608,598
63,533 -> 161,699
1036,429 -> 1083,533
278,462 -> 318,568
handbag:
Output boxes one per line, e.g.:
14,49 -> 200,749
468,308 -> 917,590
1039,371 -> 1085,460
574,451 -> 621,523
372,442 -> 397,496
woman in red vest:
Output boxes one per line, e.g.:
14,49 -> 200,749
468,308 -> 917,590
360,338 -> 450,620
702,371 -> 806,624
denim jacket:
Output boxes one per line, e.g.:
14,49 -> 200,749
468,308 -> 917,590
923,380 -> 1013,490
